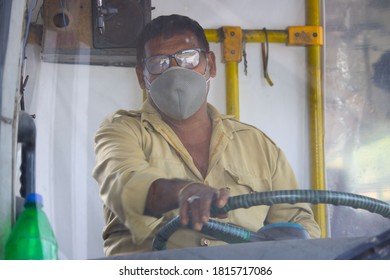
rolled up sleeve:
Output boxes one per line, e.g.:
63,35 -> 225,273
93,114 -> 165,245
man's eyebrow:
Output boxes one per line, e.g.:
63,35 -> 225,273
147,48 -> 198,57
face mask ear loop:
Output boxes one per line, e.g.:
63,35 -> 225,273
202,55 -> 211,95
143,69 -> 152,92
203,55 -> 211,82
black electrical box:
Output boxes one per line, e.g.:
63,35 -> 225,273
42,0 -> 152,67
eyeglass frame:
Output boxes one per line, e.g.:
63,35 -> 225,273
142,48 -> 208,75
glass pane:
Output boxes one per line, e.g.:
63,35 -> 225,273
5,0 -> 387,260
325,0 -> 390,237
24,0 -> 313,259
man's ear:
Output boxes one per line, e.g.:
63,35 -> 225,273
136,64 -> 146,90
208,51 -> 217,78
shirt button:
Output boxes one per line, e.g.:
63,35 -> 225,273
200,238 -> 210,246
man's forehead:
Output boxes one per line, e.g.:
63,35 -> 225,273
149,32 -> 198,44
144,32 -> 200,54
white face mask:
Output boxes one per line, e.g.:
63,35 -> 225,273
145,66 -> 210,120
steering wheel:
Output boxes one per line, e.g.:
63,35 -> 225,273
152,190 -> 390,250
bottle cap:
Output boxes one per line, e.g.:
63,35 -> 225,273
25,193 -> 43,206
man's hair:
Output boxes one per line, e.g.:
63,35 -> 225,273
136,14 -> 210,66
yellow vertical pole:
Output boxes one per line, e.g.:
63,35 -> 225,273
225,62 -> 240,118
221,27 -> 243,119
306,0 -> 328,237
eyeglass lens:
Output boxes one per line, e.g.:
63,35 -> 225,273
145,49 -> 202,74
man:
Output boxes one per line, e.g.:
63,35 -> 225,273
93,14 -> 320,256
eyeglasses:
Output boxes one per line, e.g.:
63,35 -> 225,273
143,48 -> 206,75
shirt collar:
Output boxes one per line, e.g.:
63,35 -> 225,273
139,99 -> 242,138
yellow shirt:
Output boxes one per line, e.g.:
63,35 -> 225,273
93,102 -> 321,256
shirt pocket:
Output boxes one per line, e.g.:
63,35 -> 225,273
222,167 -> 270,232
224,167 -> 271,195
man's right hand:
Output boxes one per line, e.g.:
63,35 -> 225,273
178,182 -> 230,231
145,179 -> 229,231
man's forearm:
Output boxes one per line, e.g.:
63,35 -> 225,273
144,178 -> 191,217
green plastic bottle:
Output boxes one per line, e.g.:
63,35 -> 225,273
5,193 -> 58,260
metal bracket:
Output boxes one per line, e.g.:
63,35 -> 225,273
96,0 -> 119,34
287,26 -> 323,46
221,26 -> 243,62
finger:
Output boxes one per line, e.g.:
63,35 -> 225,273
188,196 -> 203,231
179,197 -> 190,226
215,188 -> 230,208
215,213 -> 228,219
198,195 -> 213,225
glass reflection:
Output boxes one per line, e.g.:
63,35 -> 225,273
325,0 -> 390,237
